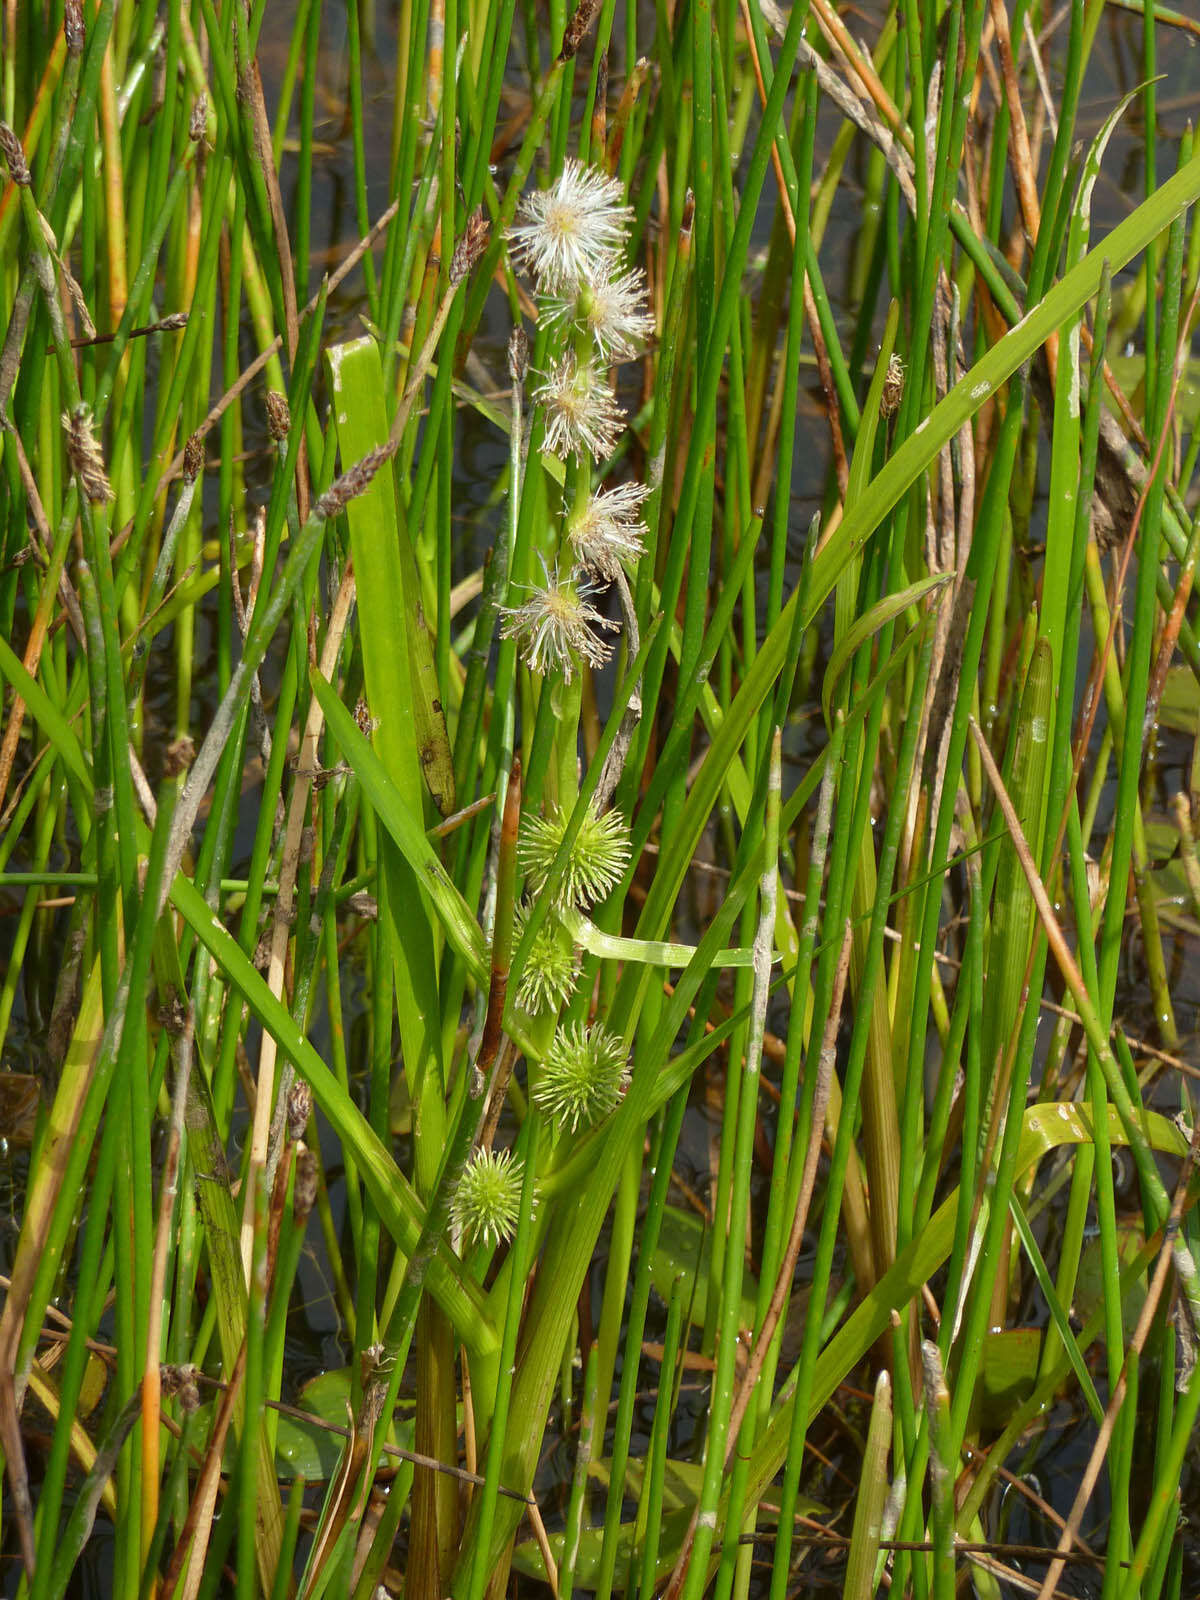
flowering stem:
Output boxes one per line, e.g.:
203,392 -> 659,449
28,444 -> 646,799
479,758 -> 522,1065
594,567 -> 641,810
467,1113 -> 542,1600
475,337 -> 527,985
550,670 -> 583,816
385,764 -> 522,1329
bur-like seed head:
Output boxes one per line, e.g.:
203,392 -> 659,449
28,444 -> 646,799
519,802 -> 632,909
189,94 -> 209,144
294,1149 -> 318,1219
535,1021 -> 630,1132
64,0 -> 84,53
452,1148 -> 526,1249
565,481 -> 650,580
560,0 -> 604,60
533,351 -> 625,461
314,442 -> 392,519
499,563 -> 619,683
508,326 -> 529,385
509,157 -> 632,293
161,1363 -> 202,1414
287,1080 -> 313,1142
163,735 -> 196,778
513,902 -> 579,1013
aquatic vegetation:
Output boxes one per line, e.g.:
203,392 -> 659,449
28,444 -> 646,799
2,1 -> 1200,1598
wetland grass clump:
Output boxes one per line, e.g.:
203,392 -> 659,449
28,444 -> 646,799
4,2 -> 1200,1597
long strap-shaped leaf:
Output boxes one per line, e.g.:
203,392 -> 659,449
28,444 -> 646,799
560,906 -> 757,969
326,336 -> 455,815
310,671 -> 487,981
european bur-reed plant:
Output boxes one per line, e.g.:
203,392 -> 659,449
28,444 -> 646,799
6,1 -> 1200,1598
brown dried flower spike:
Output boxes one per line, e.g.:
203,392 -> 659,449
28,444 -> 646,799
880,353 -> 905,419
63,404 -> 114,504
451,208 -> 490,285
314,441 -> 392,520
183,432 -> 204,482
265,390 -> 291,441
0,122 -> 30,186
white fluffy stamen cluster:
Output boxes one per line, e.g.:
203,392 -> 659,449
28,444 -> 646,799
502,157 -> 657,684
508,158 -> 632,290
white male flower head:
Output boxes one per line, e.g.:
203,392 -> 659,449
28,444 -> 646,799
498,562 -> 619,683
508,157 -> 633,292
542,264 -> 655,361
533,352 -> 625,461
566,481 -> 650,580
